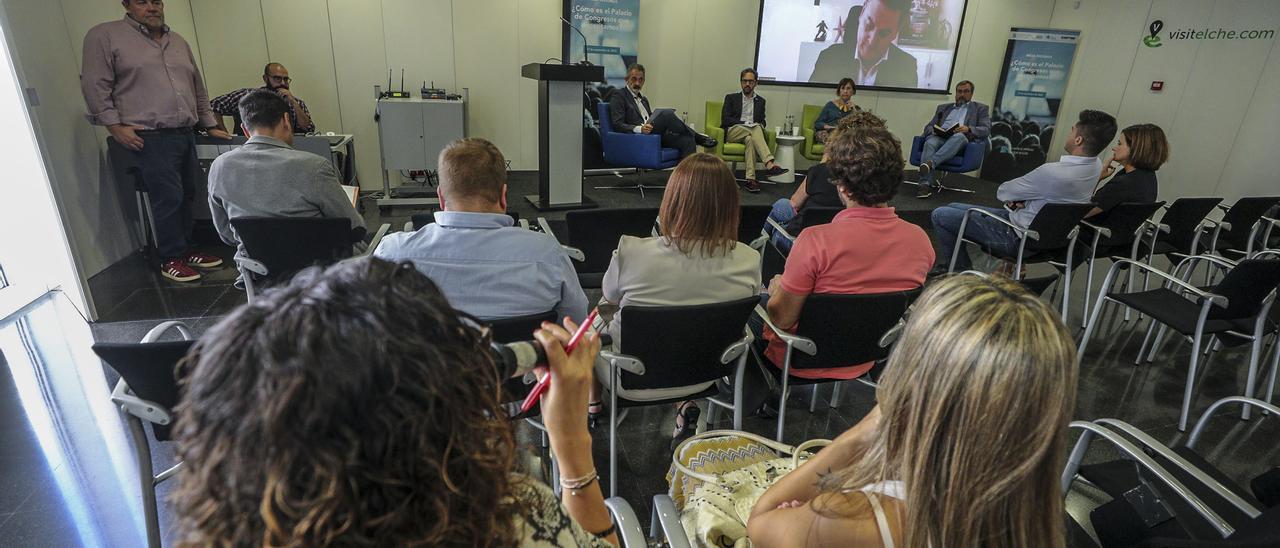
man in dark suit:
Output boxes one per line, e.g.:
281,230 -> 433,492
915,80 -> 992,198
807,0 -> 918,89
608,63 -> 716,159
721,68 -> 788,192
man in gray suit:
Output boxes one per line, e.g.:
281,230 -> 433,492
915,80 -> 991,198
208,90 -> 364,262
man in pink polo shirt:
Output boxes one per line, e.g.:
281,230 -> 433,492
746,126 -> 934,413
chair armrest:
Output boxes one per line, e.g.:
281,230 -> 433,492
1254,249 -> 1280,260
753,305 -> 817,356
141,320 -> 193,343
603,497 -> 647,548
235,257 -> 269,277
600,350 -> 646,375
1189,397 -> 1280,448
563,246 -> 585,262
1172,254 -> 1238,279
110,379 -> 173,425
1079,220 -> 1112,239
963,207 -> 1034,240
1111,259 -> 1228,308
1143,218 -> 1172,234
704,125 -> 725,156
403,221 -> 413,232
1063,421 -> 1235,538
1096,418 -> 1261,519
361,223 -> 392,257
519,218 -> 530,230
720,330 -> 755,364
1216,204 -> 1231,213
652,494 -> 693,548
765,217 -> 797,243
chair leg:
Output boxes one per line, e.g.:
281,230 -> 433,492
1082,254 -> 1098,329
1180,330 -> 1205,431
1078,296 -> 1109,359
808,385 -> 818,414
1265,335 -> 1280,406
733,360 -> 746,431
776,379 -> 790,443
1146,324 -> 1171,364
830,382 -> 841,408
125,416 -> 162,548
1136,318 -> 1158,365
609,373 -> 619,498
1243,331 -> 1264,421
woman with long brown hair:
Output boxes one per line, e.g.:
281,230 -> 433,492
592,153 -> 761,446
171,258 -> 618,547
748,274 -> 1078,547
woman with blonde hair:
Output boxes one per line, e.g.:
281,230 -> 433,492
590,153 -> 761,445
1088,123 -> 1169,220
748,274 -> 1078,547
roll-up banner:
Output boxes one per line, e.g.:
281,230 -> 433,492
563,0 -> 640,88
982,28 -> 1081,182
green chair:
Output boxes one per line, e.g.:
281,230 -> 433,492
800,104 -> 824,162
704,100 -> 777,178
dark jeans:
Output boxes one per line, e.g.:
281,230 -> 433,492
648,109 -> 696,157
931,203 -> 1020,271
111,130 -> 201,260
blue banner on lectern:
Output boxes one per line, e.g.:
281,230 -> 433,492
564,0 -> 639,88
982,28 -> 1080,182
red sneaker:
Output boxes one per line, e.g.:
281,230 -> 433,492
161,259 -> 201,282
183,251 -> 223,269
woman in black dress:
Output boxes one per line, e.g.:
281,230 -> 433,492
1088,123 -> 1169,221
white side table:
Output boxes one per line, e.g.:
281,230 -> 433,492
771,135 -> 806,183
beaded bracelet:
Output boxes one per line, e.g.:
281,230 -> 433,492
560,470 -> 599,492
590,522 -> 617,539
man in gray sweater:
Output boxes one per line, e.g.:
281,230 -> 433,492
207,90 -> 364,262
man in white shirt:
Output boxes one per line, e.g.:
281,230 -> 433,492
930,109 -> 1117,271
607,64 -> 716,158
719,68 -> 787,192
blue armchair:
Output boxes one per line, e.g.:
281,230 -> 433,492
597,102 -> 680,170
909,136 -> 987,193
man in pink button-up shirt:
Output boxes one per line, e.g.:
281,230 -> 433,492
81,0 -> 232,282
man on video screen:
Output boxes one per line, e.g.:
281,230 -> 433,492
808,0 -> 918,88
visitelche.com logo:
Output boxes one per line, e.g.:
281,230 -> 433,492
1144,20 -> 1163,47
1144,19 -> 1277,48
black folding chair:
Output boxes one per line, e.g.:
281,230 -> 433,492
1079,256 -> 1280,430
597,296 -> 759,496
231,217 -> 390,301
1064,398 -> 1280,547
562,208 -> 660,288
738,203 -> 772,247
92,321 -> 195,548
486,310 -> 557,413
761,206 -> 842,280
1207,197 -> 1280,259
753,288 -> 922,443
949,202 -> 1095,320
1075,201 -> 1167,326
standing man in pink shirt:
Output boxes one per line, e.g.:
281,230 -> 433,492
82,0 -> 232,282
746,126 -> 934,414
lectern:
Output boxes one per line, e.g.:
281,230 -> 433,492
521,63 -> 604,210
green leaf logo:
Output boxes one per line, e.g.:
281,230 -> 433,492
1144,20 -> 1164,47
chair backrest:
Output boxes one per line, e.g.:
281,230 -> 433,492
801,104 -> 822,130
705,100 -> 722,133
1159,197 -> 1224,251
597,102 -> 615,135
1094,201 -> 1166,247
92,340 -> 196,441
565,207 -> 660,273
410,211 -> 520,231
790,288 -> 923,370
231,217 -> 355,283
616,296 -> 759,390
1218,197 -> 1280,250
1209,259 -> 1280,320
1025,203 -> 1096,251
739,204 -> 772,244
487,311 -> 557,344
798,206 -> 842,231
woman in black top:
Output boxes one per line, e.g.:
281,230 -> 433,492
1088,123 -> 1169,222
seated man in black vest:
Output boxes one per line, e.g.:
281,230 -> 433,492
608,63 -> 716,159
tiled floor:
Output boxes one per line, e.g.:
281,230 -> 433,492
3,170 -> 1276,546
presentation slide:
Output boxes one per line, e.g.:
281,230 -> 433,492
755,0 -> 969,92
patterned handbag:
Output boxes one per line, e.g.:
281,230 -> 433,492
666,430 -> 831,547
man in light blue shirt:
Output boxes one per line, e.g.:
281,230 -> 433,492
373,138 -> 588,322
915,80 -> 991,198
930,109 -> 1116,271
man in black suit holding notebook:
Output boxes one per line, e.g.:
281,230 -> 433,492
608,63 -> 716,159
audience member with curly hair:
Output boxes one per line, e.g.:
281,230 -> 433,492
763,110 -> 889,252
170,257 -> 618,547
749,274 -> 1078,547
747,126 -> 934,415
